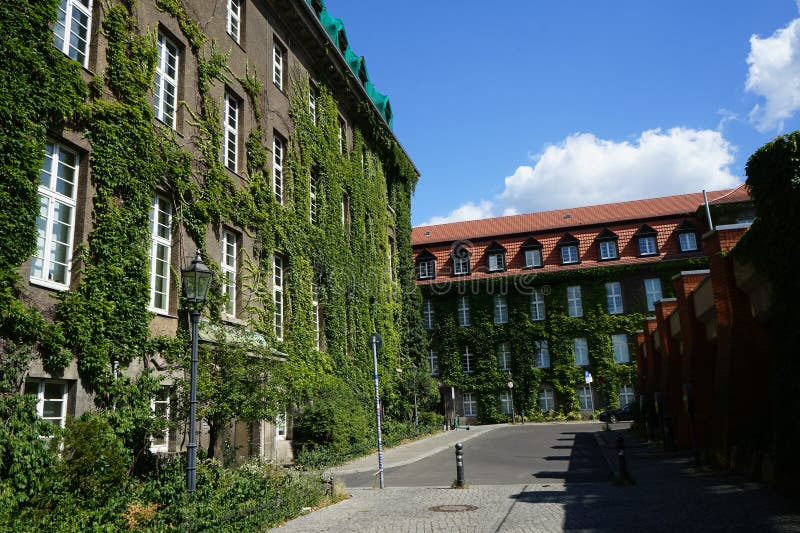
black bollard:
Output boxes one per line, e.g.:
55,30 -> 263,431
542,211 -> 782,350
616,436 -> 625,451
618,448 -> 629,481
455,442 -> 465,488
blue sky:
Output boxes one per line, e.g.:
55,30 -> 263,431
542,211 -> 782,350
326,0 -> 800,226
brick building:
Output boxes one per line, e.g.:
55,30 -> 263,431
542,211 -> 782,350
412,188 -> 752,425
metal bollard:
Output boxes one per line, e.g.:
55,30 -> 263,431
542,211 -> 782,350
618,448 -> 629,481
455,442 -> 465,488
616,436 -> 625,451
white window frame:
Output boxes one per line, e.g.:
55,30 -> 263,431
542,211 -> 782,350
599,240 -> 618,260
561,245 -> 578,264
221,230 -> 237,317
226,0 -> 241,43
493,294 -> 508,324
499,391 -> 513,415
428,350 -> 439,376
308,82 -> 318,125
312,281 -> 320,350
619,385 -> 635,407
54,0 -> 92,67
223,91 -> 239,173
309,170 -> 318,224
26,380 -> 68,437
488,253 -> 505,272
272,42 -> 284,89
273,254 -> 284,340
275,411 -> 287,440
418,259 -> 435,279
462,346 -> 473,373
155,33 -> 179,129
497,342 -> 511,371
612,334 -> 630,363
530,290 -> 545,321
150,386 -> 170,453
644,278 -> 662,312
462,392 -> 477,416
573,338 -> 589,366
679,232 -> 698,252
524,248 -> 542,268
149,195 -> 172,313
338,116 -> 346,153
538,387 -> 554,412
31,142 -> 79,290
534,340 -> 550,368
605,281 -> 623,315
457,296 -> 470,327
578,385 -> 594,411
453,254 -> 470,275
273,134 -> 284,204
422,299 -> 434,330
638,235 -> 657,256
567,285 -> 583,317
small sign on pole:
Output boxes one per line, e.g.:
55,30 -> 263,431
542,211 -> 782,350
584,371 -> 593,384
507,381 -> 514,389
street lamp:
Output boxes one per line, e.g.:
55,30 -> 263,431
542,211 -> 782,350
507,372 -> 515,424
411,363 -> 418,427
181,251 -> 212,496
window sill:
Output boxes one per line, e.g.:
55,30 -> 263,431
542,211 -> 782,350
29,278 -> 70,292
149,308 -> 177,319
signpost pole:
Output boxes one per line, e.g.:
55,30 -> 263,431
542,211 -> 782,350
370,333 -> 384,489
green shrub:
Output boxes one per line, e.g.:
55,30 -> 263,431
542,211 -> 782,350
419,411 -> 444,428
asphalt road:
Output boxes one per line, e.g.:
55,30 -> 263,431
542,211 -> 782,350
340,421 -> 609,488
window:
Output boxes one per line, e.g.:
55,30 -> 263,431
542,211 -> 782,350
605,281 -> 623,314
534,340 -> 550,368
309,170 -> 319,224
387,236 -> 395,282
155,33 -> 179,128
599,240 -> 618,260
538,387 -> 554,412
561,245 -> 579,264
499,391 -> 513,415
488,253 -> 505,272
418,258 -> 436,279
619,385 -> 635,407
272,42 -> 285,89
462,393 -> 477,416
497,342 -> 511,371
275,411 -> 287,440
273,255 -> 284,340
679,232 -> 698,252
452,246 -> 471,276
308,83 -> 318,124
461,346 -> 473,373
54,0 -> 92,67
428,350 -> 439,376
25,380 -> 68,437
223,91 -> 239,173
149,195 -> 172,312
422,299 -> 434,330
226,0 -> 241,43
493,294 -> 508,324
273,134 -> 284,204
338,117 -> 347,153
457,296 -> 470,327
644,278 -> 662,312
638,235 -> 657,256
530,290 -> 545,321
524,248 -> 542,268
31,142 -> 79,289
150,386 -> 170,452
221,230 -> 237,317
341,194 -> 351,234
573,338 -> 589,366
312,282 -> 320,350
578,385 -> 594,410
567,285 -> 583,317
608,334 -> 629,364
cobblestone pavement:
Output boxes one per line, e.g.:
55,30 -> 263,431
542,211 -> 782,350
272,425 -> 800,532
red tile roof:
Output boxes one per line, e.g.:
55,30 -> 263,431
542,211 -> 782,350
412,186 -> 748,245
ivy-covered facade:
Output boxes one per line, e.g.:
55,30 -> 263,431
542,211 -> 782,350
412,190 -> 753,424
2,0 -> 421,463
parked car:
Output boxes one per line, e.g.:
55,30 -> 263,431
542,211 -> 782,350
598,403 -> 636,424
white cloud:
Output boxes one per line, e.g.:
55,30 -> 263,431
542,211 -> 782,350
419,128 -> 740,225
745,16 -> 800,131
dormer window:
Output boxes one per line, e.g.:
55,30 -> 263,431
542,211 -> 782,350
634,224 -> 659,256
521,237 -> 543,268
596,229 -> 619,261
485,241 -> 506,272
676,220 -> 699,252
451,244 -> 472,276
416,250 -> 436,280
558,234 -> 580,265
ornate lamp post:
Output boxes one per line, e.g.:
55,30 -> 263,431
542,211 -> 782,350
181,251 -> 212,496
